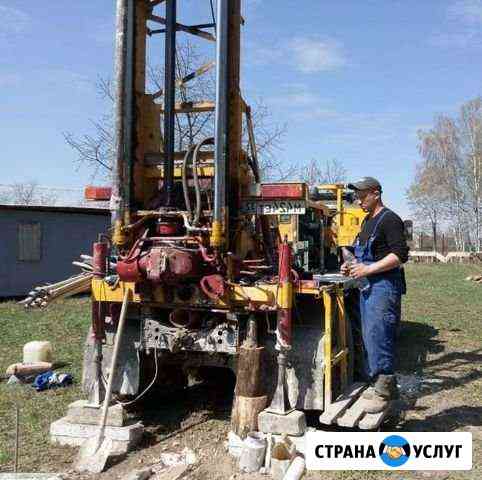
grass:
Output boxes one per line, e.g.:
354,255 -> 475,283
0,264 -> 481,476
0,296 -> 91,473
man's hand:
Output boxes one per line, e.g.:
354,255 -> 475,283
349,262 -> 372,279
340,262 -> 350,276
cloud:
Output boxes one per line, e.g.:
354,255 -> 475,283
246,36 -> 347,74
447,0 -> 482,24
0,5 -> 30,36
291,37 -> 346,73
268,83 -> 327,108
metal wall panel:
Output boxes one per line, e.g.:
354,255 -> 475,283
17,223 -> 41,262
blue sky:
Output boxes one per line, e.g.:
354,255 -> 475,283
1,0 -> 482,217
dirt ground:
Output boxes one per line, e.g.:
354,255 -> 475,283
61,328 -> 481,480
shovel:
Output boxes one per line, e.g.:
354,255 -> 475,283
75,288 -> 131,473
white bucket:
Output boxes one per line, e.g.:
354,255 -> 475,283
239,432 -> 267,473
23,341 -> 53,364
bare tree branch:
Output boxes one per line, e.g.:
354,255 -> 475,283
64,39 -> 286,182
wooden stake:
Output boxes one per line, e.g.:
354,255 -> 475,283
14,404 -> 19,473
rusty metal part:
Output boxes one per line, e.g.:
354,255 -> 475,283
276,239 -> 293,348
91,301 -> 107,341
200,274 -> 226,301
137,247 -> 201,283
156,220 -> 181,236
93,242 -> 109,277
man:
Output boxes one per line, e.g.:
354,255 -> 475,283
341,177 -> 409,414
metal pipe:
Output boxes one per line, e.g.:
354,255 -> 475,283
193,137 -> 214,225
163,0 -> 177,207
112,0 -> 129,235
112,0 -> 135,247
212,0 -> 229,247
182,145 -> 196,220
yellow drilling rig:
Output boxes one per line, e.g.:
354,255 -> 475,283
50,0 -> 391,441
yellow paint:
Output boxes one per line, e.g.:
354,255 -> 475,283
336,287 -> 348,389
277,282 -> 293,309
210,220 -> 224,248
335,207 -> 367,246
92,279 -> 140,302
112,220 -> 128,247
92,278 -> 319,307
144,165 -> 214,179
277,215 -> 297,243
323,289 -> 333,407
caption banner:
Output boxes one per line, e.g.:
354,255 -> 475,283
305,432 -> 472,470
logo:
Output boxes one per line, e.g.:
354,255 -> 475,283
379,435 -> 411,467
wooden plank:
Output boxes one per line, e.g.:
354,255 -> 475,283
319,382 -> 366,425
156,101 -> 215,114
336,395 -> 369,428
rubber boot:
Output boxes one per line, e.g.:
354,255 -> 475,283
363,375 -> 396,414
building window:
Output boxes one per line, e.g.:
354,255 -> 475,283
17,223 -> 42,262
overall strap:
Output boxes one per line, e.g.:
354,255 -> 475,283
369,208 -> 389,239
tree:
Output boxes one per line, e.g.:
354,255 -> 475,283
301,158 -> 347,185
418,116 -> 469,250
407,163 -> 447,251
0,181 -> 58,206
64,40 -> 286,181
459,98 -> 482,250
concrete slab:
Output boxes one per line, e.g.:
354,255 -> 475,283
50,417 -> 143,455
258,410 -> 306,436
66,399 -> 129,427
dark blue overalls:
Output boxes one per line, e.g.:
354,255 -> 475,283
354,209 -> 402,380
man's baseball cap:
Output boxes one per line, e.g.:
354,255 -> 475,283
347,176 -> 382,192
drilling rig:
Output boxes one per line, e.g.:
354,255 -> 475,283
78,0 -> 386,440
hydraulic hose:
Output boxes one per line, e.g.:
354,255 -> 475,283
182,144 -> 196,221
192,137 -> 214,226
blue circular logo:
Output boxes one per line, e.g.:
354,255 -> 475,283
379,435 -> 411,467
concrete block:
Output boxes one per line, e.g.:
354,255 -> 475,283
66,399 -> 129,427
258,410 -> 306,436
50,417 -> 143,455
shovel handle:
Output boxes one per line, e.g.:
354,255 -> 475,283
98,288 -> 130,435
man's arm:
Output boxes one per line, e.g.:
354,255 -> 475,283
349,253 -> 401,279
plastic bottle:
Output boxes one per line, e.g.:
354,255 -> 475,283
239,432 -> 267,473
341,248 -> 370,292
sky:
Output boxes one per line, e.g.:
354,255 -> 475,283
1,0 -> 482,217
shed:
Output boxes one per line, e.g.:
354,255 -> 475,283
0,204 -> 110,297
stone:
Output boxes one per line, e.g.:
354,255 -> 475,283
50,417 -> 143,455
66,399 -> 129,427
126,467 -> 153,480
152,465 -> 189,480
257,410 -> 306,436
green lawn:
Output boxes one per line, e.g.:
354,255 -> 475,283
0,297 -> 91,472
0,264 -> 481,476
